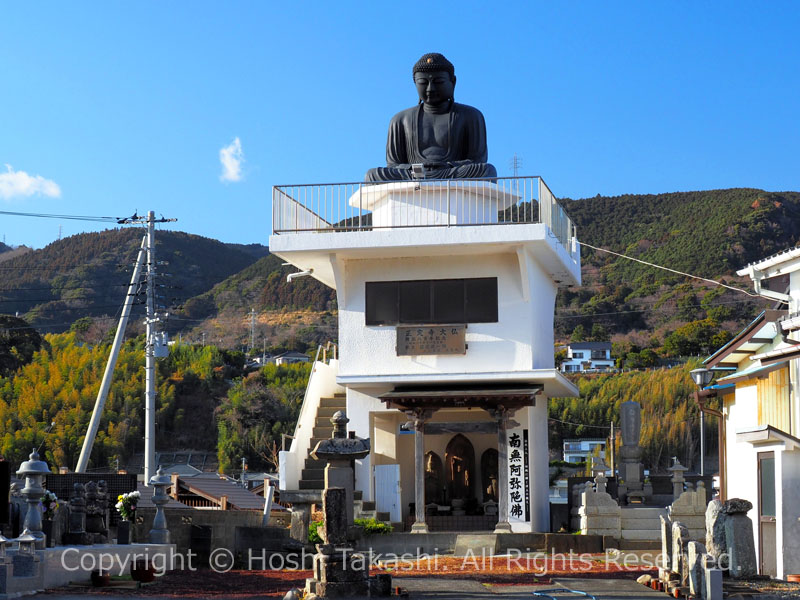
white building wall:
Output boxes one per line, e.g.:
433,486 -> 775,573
347,386 -> 392,503
777,448 -> 800,578
527,400 -> 550,532
337,250 -> 556,379
724,384 -> 761,567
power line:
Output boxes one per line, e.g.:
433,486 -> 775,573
579,242 -> 760,298
0,209 -> 121,223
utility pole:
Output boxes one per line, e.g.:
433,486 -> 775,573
609,421 -> 615,476
74,210 -> 176,477
144,211 -> 157,484
249,308 -> 256,355
77,236 -> 147,473
700,410 -> 705,476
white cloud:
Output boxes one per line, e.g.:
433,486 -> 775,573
0,164 -> 61,200
219,137 -> 244,182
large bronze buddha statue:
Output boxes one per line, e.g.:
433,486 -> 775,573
366,53 -> 497,182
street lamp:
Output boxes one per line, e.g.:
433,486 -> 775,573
690,368 -> 714,477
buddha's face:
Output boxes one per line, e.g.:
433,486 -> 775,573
414,70 -> 455,108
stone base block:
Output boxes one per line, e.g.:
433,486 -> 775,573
316,580 -> 370,597
369,573 -> 392,597
579,505 -> 621,516
671,515 -> 705,529
620,529 -> 661,541
410,520 -> 429,533
581,516 -> 621,530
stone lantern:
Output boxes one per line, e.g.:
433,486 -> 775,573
667,457 -> 689,500
310,411 -> 370,527
16,449 -> 50,549
148,466 -> 171,543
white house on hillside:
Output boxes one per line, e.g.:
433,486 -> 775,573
562,438 -> 606,463
701,247 -> 800,578
560,341 -> 614,373
271,178 -> 580,533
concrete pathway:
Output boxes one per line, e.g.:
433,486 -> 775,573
35,576 -> 664,599
398,576 -> 664,598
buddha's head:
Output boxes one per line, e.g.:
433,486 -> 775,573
413,53 -> 456,108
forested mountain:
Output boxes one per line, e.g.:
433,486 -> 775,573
0,229 -> 267,330
556,188 -> 800,352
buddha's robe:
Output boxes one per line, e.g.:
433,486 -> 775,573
366,102 -> 497,181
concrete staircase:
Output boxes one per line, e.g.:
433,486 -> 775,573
353,492 -> 391,523
298,394 -> 346,491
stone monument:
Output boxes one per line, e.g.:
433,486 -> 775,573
616,400 -> 652,504
83,480 -> 108,543
304,413 -> 389,598
366,52 -> 496,182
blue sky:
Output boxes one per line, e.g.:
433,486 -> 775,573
1,2 -> 798,249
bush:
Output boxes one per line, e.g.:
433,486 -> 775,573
308,517 -> 393,543
308,520 -> 322,544
355,518 -> 393,535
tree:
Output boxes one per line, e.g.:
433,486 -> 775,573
571,324 -> 586,342
589,323 -> 609,342
0,315 -> 48,377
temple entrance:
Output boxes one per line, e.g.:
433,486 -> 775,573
424,451 -> 444,505
481,448 -> 499,502
445,434 -> 475,507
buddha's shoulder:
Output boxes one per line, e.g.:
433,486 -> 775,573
389,105 -> 419,124
451,102 -> 486,119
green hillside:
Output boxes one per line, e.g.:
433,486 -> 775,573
0,229 -> 267,330
555,188 -> 799,346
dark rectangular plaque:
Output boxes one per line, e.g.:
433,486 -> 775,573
396,325 -> 466,356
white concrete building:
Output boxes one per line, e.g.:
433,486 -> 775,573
271,178 -> 580,533
562,438 -> 606,463
701,247 -> 800,578
560,342 -> 614,373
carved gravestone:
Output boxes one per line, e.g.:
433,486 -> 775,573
320,488 -> 347,547
705,499 -> 727,560
722,499 -> 756,579
671,521 -> 689,586
64,482 -> 91,545
84,481 -> 108,544
687,541 -> 706,597
660,515 -> 672,571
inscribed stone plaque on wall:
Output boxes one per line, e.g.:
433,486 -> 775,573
396,325 -> 466,356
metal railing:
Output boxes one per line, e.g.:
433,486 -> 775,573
272,176 -> 577,251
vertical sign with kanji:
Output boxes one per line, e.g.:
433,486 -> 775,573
506,427 -> 531,525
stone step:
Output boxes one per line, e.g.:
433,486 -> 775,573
617,539 -> 662,551
376,512 -> 390,522
299,479 -> 324,490
315,415 -> 336,426
619,529 -> 662,541
301,468 -> 324,481
304,457 -> 325,469
312,426 -> 334,438
361,501 -> 376,512
319,397 -> 346,408
358,510 -> 377,520
354,490 -> 363,501
316,407 -> 344,418
620,508 -> 666,518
